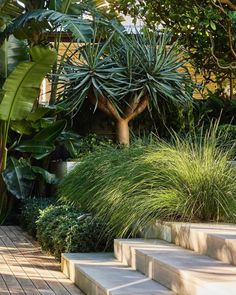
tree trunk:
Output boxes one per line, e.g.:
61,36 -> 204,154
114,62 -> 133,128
116,119 -> 130,145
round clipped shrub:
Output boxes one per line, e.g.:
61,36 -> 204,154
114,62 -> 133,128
36,204 -> 111,258
36,205 -> 79,254
65,215 -> 111,253
21,197 -> 55,237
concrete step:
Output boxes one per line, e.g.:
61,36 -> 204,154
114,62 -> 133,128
61,252 -> 175,295
140,222 -> 236,265
114,238 -> 236,295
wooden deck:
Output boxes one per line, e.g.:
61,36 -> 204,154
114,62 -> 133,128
0,226 -> 83,295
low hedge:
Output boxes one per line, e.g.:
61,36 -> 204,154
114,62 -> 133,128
21,197 -> 55,238
36,204 -> 112,258
21,199 -> 112,258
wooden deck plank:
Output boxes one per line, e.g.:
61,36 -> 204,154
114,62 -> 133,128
0,234 -> 44,295
0,275 -> 11,295
0,226 -> 83,295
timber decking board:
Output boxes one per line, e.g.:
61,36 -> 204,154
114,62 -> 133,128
0,226 -> 83,295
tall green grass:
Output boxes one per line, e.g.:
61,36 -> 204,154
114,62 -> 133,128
58,131 -> 236,237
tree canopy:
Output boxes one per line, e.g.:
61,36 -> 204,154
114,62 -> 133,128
110,0 -> 236,98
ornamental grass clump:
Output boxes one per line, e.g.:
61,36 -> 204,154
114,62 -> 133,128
58,132 -> 236,237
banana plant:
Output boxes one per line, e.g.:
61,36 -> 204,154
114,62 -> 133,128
0,45 -> 57,170
0,0 -> 123,111
0,45 -> 57,223
2,157 -> 59,200
0,36 -> 28,84
15,119 -> 67,159
3,119 -> 67,200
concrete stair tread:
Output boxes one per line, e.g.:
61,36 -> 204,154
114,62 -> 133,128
115,239 -> 236,294
142,222 -> 236,265
173,223 -> 236,239
62,252 -> 175,295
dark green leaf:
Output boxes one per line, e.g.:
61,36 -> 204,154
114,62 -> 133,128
2,157 -> 35,199
31,166 -> 59,184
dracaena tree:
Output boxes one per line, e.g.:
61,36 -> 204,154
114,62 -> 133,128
59,30 -> 191,145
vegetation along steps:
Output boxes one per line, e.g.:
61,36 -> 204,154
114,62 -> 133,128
62,223 -> 236,295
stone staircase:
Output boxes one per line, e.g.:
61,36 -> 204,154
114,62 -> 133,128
61,223 -> 236,295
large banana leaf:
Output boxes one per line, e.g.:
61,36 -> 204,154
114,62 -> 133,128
0,45 -> 57,121
33,119 -> 66,142
10,106 -> 54,135
15,142 -> 55,160
0,9 -> 93,43
0,0 -> 23,19
15,120 -> 66,159
0,35 -> 28,80
10,120 -> 34,135
26,106 -> 53,122
2,157 -> 35,199
2,157 -> 58,199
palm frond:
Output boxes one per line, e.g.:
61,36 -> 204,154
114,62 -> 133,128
0,9 -> 93,44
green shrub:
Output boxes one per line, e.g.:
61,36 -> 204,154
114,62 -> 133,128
21,197 -> 55,237
219,124 -> 236,140
36,205 -> 78,254
65,215 -> 111,253
36,205 -> 111,258
58,131 -> 236,238
78,134 -> 113,157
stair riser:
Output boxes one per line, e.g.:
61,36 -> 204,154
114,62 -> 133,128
142,223 -> 236,265
61,256 -> 106,295
61,255 -> 75,281
114,240 -> 135,266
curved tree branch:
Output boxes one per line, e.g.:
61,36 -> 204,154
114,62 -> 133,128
126,96 -> 149,122
89,92 -> 121,121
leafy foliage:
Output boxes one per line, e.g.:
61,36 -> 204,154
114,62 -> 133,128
110,0 -> 236,95
15,120 -> 67,159
0,9 -> 93,44
2,157 -> 58,199
192,91 -> 236,128
36,204 -> 112,258
59,130 -> 236,238
0,0 -> 120,222
0,36 -> 28,86
21,197 -> 55,237
0,0 -> 122,46
60,30 -> 190,113
0,46 -> 57,121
